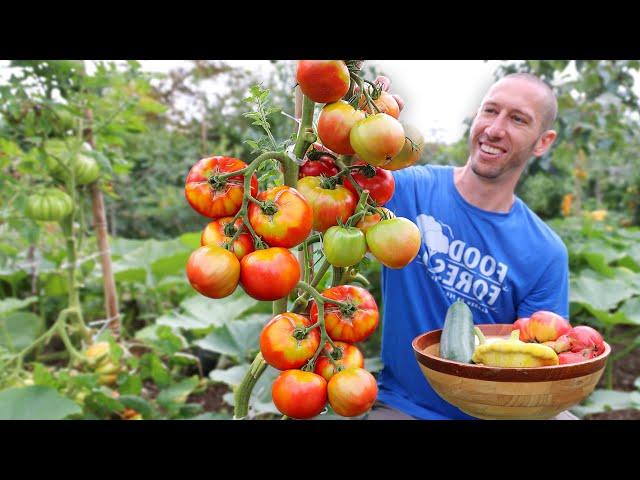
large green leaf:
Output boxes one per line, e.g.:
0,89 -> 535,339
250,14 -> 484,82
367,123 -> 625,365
157,376 -> 200,408
195,316 -> 267,361
112,238 -> 191,283
0,386 -> 82,420
209,364 -> 250,387
570,389 -> 639,418
619,297 -> 640,325
0,311 -> 44,352
0,296 -> 37,316
570,269 -> 638,311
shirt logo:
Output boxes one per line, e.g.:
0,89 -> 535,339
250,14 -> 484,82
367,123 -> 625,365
416,214 -> 509,313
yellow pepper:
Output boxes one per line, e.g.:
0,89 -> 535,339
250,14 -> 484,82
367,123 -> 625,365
472,329 -> 559,367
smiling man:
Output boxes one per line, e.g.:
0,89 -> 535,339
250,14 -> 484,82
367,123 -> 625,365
366,73 -> 573,420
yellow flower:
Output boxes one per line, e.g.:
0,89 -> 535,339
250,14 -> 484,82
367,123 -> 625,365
561,193 -> 573,217
590,210 -> 608,222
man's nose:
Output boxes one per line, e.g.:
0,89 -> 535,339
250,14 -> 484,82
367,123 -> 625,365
485,112 -> 508,138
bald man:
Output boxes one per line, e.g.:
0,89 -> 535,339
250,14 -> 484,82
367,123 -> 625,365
366,73 -> 576,420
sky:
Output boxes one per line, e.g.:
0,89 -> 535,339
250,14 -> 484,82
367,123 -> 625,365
136,60 -> 505,144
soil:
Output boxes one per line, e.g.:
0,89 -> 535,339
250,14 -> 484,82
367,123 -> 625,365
187,383 -> 233,415
584,325 -> 640,420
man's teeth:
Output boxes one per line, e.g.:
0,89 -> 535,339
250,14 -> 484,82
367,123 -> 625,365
480,144 -> 503,155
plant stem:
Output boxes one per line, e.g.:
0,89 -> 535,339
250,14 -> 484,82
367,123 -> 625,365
233,352 -> 268,419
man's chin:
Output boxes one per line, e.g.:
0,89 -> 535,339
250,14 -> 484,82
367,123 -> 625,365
470,162 -> 503,180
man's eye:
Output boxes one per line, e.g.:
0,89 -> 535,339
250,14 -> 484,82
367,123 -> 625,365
513,115 -> 526,124
483,107 -> 497,114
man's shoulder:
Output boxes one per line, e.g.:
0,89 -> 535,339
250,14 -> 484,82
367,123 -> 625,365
516,199 -> 568,258
391,163 -> 452,184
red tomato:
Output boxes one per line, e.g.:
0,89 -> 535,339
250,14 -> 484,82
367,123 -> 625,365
185,156 -> 258,219
525,311 -> 572,343
248,186 -> 312,248
359,90 -> 400,119
186,245 -> 240,299
296,60 -> 350,104
272,370 -> 327,419
343,162 -> 395,206
240,247 -> 300,301
314,342 -> 364,382
317,101 -> 366,155
200,217 -> 255,261
355,207 -> 395,236
365,217 -> 421,269
381,122 -> 425,171
327,367 -> 377,417
310,285 -> 379,343
299,155 -> 339,179
349,114 -> 405,167
296,176 -> 357,233
260,312 -> 320,371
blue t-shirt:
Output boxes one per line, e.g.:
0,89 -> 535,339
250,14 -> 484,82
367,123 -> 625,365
376,165 -> 569,420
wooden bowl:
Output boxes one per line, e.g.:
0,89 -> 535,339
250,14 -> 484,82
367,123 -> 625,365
412,324 -> 610,420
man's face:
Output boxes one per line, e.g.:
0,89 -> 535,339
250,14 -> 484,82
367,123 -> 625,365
468,77 -> 555,181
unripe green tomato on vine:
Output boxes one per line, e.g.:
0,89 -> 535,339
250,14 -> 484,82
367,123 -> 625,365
45,139 -> 100,185
25,188 -> 74,222
322,225 -> 367,267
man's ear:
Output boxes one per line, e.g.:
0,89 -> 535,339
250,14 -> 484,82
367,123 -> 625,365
533,130 -> 557,157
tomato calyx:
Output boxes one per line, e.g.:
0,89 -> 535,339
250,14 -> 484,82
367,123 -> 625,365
329,346 -> 344,361
260,199 -> 279,216
307,149 -> 337,162
207,174 -> 229,192
319,175 -> 339,190
353,164 -> 377,178
222,222 -> 238,238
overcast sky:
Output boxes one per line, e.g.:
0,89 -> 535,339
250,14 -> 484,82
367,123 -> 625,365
137,60 -> 504,144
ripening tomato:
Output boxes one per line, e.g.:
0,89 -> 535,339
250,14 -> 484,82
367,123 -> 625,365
314,342 -> 364,382
317,101 -> 366,155
349,113 -> 405,166
248,185 -> 313,248
25,188 -> 74,222
355,207 -> 395,236
327,367 -> 377,417
296,176 -> 357,232
299,155 -> 339,179
343,162 -> 395,206
185,156 -> 258,219
359,90 -> 400,119
296,60 -> 350,104
381,122 -> 425,171
310,285 -> 379,343
271,370 -> 327,419
240,247 -> 300,301
186,245 -> 240,299
200,217 -> 255,261
260,312 -> 320,370
366,217 -> 421,269
322,225 -> 367,267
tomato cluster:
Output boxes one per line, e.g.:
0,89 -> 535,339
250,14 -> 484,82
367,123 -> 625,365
182,60 -> 431,420
261,284 -> 379,419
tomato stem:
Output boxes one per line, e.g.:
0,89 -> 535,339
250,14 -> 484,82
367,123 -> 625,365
233,352 -> 268,419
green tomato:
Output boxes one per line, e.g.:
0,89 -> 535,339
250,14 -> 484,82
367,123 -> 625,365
45,139 -> 100,185
25,188 -> 74,222
323,225 -> 367,267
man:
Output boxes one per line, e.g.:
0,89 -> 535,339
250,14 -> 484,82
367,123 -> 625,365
365,72 -> 573,420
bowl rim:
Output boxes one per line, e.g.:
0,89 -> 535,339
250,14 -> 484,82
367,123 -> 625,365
412,323 -> 610,382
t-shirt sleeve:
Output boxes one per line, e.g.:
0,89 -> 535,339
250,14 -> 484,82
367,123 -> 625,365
516,242 -> 569,319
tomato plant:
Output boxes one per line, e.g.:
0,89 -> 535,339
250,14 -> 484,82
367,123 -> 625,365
322,225 -> 367,267
359,90 -> 400,119
240,247 -> 300,301
185,156 -> 258,219
327,367 -> 377,417
271,370 -> 327,419
355,207 -> 395,235
248,185 -> 313,248
299,155 -> 339,178
24,188 -> 74,222
381,122 -> 425,170
186,245 -> 240,299
200,217 -> 255,260
366,217 -> 422,268
349,113 -> 405,166
296,60 -> 350,104
310,285 -> 379,343
343,162 -> 395,206
314,342 -> 364,382
296,176 -> 357,232
317,101 -> 366,155
260,312 -> 320,370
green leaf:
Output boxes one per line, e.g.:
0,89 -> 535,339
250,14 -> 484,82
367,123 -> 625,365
209,364 -> 250,387
0,386 -> 82,420
0,297 -> 38,316
32,363 -> 58,388
195,316 -> 266,361
179,232 -> 200,250
582,252 -> 615,277
118,395 -> 154,419
0,311 -> 44,352
118,374 -> 143,396
157,376 -> 200,408
619,297 -> 640,325
147,354 -> 171,387
570,269 -> 638,311
570,389 -> 635,418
